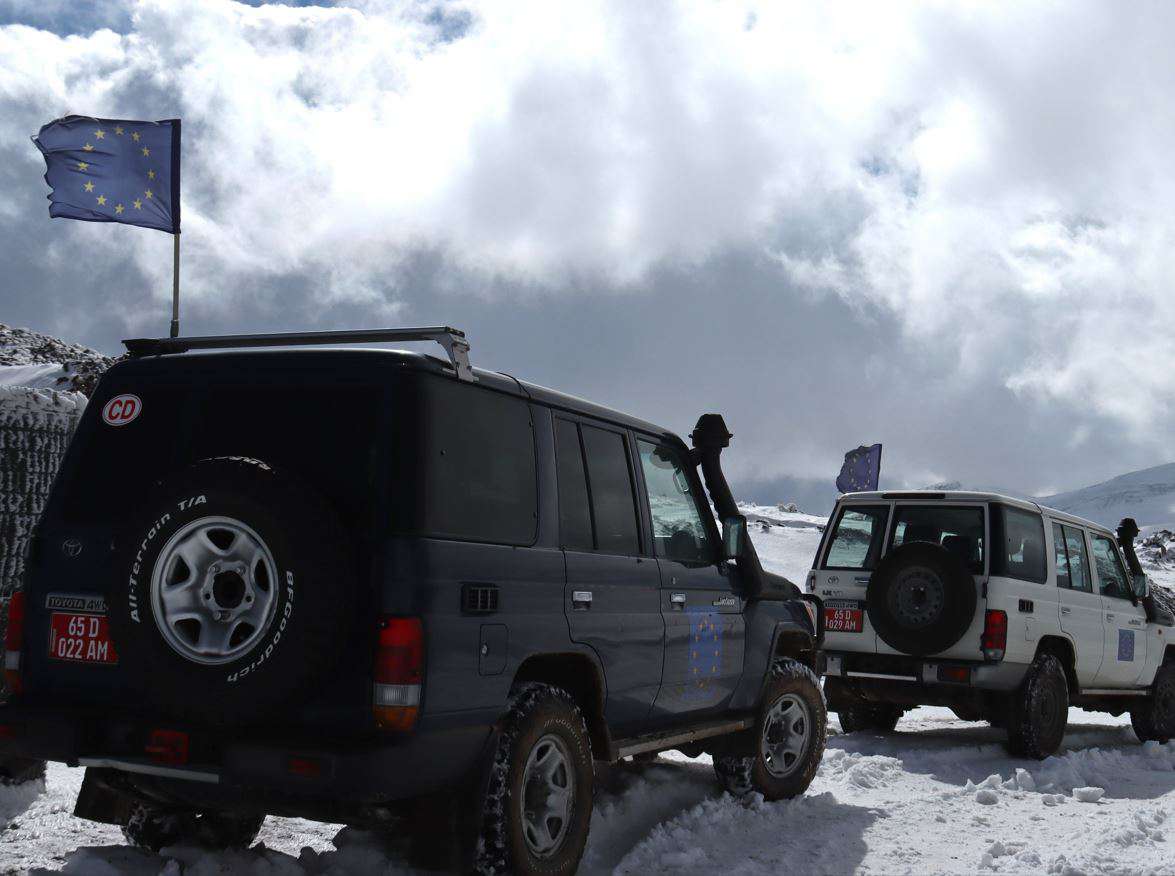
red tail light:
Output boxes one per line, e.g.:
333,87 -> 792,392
4,592 -> 25,695
982,609 -> 1007,662
145,729 -> 189,766
373,617 -> 423,731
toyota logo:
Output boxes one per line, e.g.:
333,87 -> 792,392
62,538 -> 83,558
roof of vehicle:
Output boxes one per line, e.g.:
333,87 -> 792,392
838,489 -> 1113,536
110,345 -> 679,442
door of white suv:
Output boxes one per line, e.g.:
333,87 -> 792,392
812,503 -> 891,654
1050,521 -> 1104,686
1090,532 -> 1147,687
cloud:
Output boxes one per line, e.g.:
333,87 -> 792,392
3,0 -> 1175,491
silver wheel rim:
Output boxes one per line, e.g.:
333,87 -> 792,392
761,693 -> 812,779
150,516 -> 279,665
521,734 -> 575,858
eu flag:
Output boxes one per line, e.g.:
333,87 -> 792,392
836,443 -> 882,493
33,115 -> 179,234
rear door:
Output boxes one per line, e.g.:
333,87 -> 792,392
1051,522 -> 1103,686
813,502 -> 891,655
634,437 -> 745,723
1090,532 -> 1147,687
557,417 -> 664,735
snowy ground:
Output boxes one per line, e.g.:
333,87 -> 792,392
5,512 -> 1175,873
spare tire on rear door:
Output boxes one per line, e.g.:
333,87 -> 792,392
108,458 -> 354,724
866,542 -> 976,656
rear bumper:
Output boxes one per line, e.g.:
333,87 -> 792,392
0,703 -> 494,809
824,651 -> 1025,693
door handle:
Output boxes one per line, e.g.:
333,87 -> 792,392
572,591 -> 592,610
1129,618 -> 1144,627
1105,613 -> 1115,621
1060,606 -> 1072,615
671,592 -> 687,611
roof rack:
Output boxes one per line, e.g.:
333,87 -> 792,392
122,326 -> 475,382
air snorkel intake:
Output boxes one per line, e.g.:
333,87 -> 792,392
690,414 -> 798,601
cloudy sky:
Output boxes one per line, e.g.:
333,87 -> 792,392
2,0 -> 1173,511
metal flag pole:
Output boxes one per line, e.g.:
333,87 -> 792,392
170,232 -> 180,338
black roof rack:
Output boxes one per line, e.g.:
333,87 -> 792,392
122,326 -> 475,382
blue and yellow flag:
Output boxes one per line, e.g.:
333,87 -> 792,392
836,443 -> 882,493
33,115 -> 179,234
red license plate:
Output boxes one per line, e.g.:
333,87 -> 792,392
825,607 -> 864,633
48,613 -> 118,665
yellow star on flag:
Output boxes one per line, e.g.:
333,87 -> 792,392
114,126 -> 124,135
83,143 -> 94,152
141,146 -> 150,157
147,170 -> 155,180
114,204 -> 124,214
96,195 -> 106,206
131,131 -> 140,142
133,198 -> 142,209
94,129 -> 105,139
83,181 -> 94,193
144,188 -> 153,199
77,161 -> 88,171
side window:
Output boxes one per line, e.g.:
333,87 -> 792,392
891,505 -> 985,574
991,505 -> 1046,584
1063,526 -> 1092,592
419,381 -> 537,545
637,439 -> 714,564
823,505 -> 889,570
1052,523 -> 1071,589
554,419 -> 594,552
580,425 -> 640,555
1091,534 -> 1131,600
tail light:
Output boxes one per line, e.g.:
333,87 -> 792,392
374,617 -> 423,731
4,592 -> 25,695
981,609 -> 1007,662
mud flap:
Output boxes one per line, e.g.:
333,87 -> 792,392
74,768 -> 136,826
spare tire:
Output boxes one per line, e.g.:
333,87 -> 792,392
107,458 -> 354,724
866,542 -> 976,656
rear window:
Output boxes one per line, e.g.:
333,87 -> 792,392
890,505 -> 985,574
991,504 -> 1046,584
823,505 -> 889,570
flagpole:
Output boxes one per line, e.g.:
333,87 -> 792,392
170,232 -> 180,338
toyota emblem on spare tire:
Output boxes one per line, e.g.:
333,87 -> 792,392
62,538 -> 83,558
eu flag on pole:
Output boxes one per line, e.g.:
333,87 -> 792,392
33,115 -> 179,233
836,443 -> 882,493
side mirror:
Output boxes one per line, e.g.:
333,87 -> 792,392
1133,572 -> 1149,600
722,517 -> 747,562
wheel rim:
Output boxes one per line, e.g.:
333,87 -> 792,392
521,734 -> 575,858
150,516 -> 279,665
887,566 -> 945,629
761,693 -> 812,778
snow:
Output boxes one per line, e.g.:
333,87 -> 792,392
8,511 -> 1175,873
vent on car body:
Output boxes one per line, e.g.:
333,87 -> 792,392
462,584 -> 499,614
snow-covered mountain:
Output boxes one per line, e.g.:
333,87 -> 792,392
0,323 -> 116,396
1040,462 -> 1175,529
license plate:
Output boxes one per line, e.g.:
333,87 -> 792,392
825,606 -> 864,633
48,612 -> 118,665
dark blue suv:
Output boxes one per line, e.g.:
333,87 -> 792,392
0,327 -> 825,873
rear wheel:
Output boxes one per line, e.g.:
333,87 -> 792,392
1006,653 -> 1068,759
1132,665 -> 1175,743
866,542 -> 976,656
713,659 -> 826,801
838,703 -> 903,734
122,803 -> 264,852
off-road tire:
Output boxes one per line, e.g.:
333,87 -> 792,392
107,458 -> 354,724
838,703 -> 903,734
713,659 -> 826,801
474,683 -> 594,875
122,803 -> 264,852
1131,664 -> 1175,743
866,542 -> 977,656
1006,653 -> 1068,759
0,756 -> 45,786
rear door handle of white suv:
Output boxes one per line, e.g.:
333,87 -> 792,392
1105,613 -> 1115,621
1060,606 -> 1072,615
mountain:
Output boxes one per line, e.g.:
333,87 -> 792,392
1041,462 -> 1175,529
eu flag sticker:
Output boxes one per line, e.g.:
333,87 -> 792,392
1118,628 -> 1135,661
685,609 -> 723,699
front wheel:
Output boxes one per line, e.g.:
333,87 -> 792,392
714,659 -> 826,801
475,684 -> 594,875
1006,653 -> 1069,759
1132,665 -> 1175,743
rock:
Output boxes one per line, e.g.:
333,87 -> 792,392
1073,786 -> 1104,803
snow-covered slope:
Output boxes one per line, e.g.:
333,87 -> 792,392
1042,462 -> 1175,529
0,323 -> 116,395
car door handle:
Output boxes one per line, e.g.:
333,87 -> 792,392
671,592 -> 687,611
1129,618 -> 1144,627
1060,606 -> 1072,615
1105,613 -> 1115,621
572,591 -> 592,610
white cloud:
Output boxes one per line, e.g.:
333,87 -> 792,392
3,0 -> 1175,450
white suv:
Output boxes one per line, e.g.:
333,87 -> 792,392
808,491 -> 1175,759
